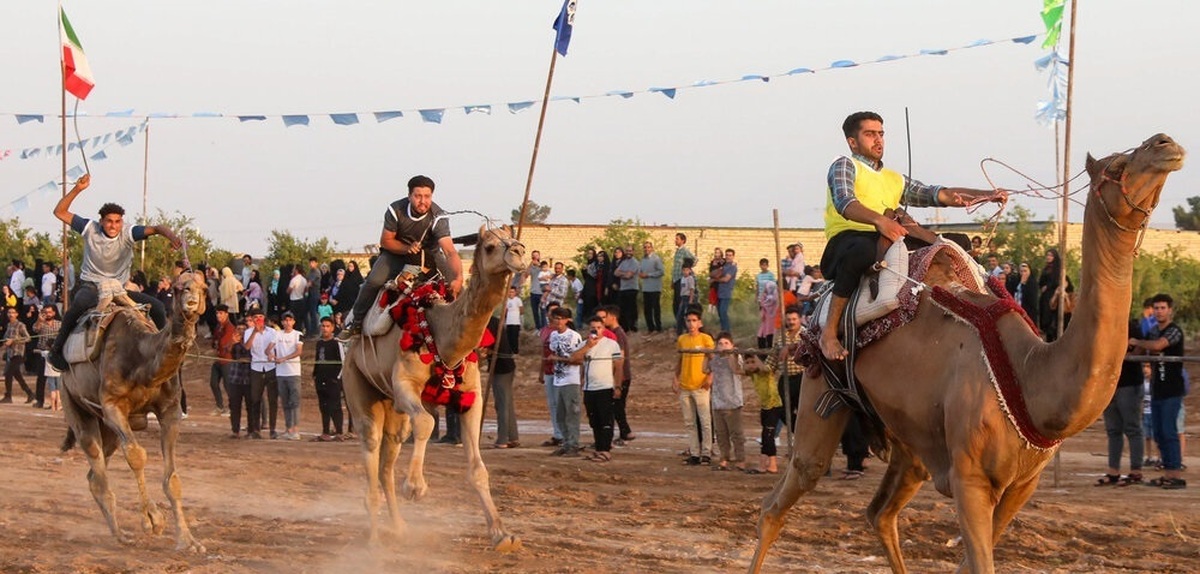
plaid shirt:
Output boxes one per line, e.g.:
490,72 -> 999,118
34,318 -> 61,351
227,343 -> 251,386
766,328 -> 805,377
4,321 -> 30,359
827,154 -> 943,215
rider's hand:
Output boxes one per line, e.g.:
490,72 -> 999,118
875,217 -> 907,242
74,174 -> 91,192
450,277 -> 463,297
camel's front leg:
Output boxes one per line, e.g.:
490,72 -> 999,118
156,405 -> 205,553
460,393 -> 521,553
377,409 -> 406,537
865,440 -> 930,574
396,385 -> 434,501
949,463 -> 1001,574
750,374 -> 849,573
101,402 -> 166,539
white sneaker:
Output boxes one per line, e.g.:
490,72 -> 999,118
288,432 -> 302,441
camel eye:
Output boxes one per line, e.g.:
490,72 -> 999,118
485,245 -> 496,254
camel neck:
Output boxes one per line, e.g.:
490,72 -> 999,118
427,271 -> 510,365
147,309 -> 197,382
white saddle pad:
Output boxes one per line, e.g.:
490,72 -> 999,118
811,240 -> 910,330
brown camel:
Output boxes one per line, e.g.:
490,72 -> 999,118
750,134 -> 1185,574
60,271 -> 208,553
342,223 -> 526,551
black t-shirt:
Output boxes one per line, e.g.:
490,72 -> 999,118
384,198 -> 449,252
1117,319 -> 1143,388
313,338 -> 343,381
1149,321 -> 1185,399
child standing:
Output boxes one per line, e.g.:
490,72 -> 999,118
42,350 -> 62,411
274,312 -> 304,440
317,294 -> 334,320
705,332 -> 745,471
745,353 -> 782,474
676,261 -> 697,336
674,309 -> 714,465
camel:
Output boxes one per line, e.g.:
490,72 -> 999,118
750,134 -> 1185,574
59,271 -> 208,553
342,223 -> 526,551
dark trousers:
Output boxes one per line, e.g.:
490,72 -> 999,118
228,383 -> 251,434
53,281 -> 166,356
248,369 -> 277,434
350,250 -> 420,324
777,373 -> 802,431
530,293 -> 544,329
33,353 -> 46,405
315,378 -> 344,435
671,280 -> 682,332
613,379 -> 633,438
584,388 -> 615,452
3,357 -> 32,399
618,290 -> 638,332
841,415 -> 869,472
757,335 -> 774,349
820,230 -> 880,299
504,324 -> 521,354
642,291 -> 662,332
760,406 -> 784,456
209,363 -> 228,411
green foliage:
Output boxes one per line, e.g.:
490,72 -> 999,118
512,200 -> 552,225
1171,197 -> 1200,231
1131,245 -> 1200,324
263,230 -> 336,273
986,205 -> 1057,269
0,218 -> 60,269
571,218 -> 668,272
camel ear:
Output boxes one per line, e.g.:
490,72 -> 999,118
1085,153 -> 1099,177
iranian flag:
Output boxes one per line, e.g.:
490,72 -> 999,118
60,8 -> 94,100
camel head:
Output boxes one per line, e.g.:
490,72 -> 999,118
1085,133 -> 1186,231
474,223 -> 527,277
173,271 -> 208,318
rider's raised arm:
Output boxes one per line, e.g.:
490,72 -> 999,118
138,224 -> 183,249
53,174 -> 90,225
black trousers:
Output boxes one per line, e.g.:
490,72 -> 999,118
248,369 -> 277,434
315,378 -> 344,435
820,230 -> 880,298
53,281 -> 166,355
618,290 -> 638,332
777,373 -> 802,432
841,415 -> 869,472
3,358 -> 32,399
612,379 -> 633,438
228,383 -> 252,434
584,388 -> 615,452
760,406 -> 784,456
33,352 -> 46,405
642,291 -> 662,332
209,363 -> 228,411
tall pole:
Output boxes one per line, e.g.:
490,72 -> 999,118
1052,0 -> 1079,489
514,47 -> 560,241
772,209 -> 793,450
59,4 -> 70,313
140,121 -> 151,271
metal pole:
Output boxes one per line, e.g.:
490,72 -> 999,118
1052,0 -> 1079,489
514,47 -> 559,241
59,4 -> 70,313
140,121 -> 150,271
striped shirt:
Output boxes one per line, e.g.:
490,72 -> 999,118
766,328 -> 804,376
827,154 -> 943,215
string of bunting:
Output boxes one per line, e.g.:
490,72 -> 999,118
1034,0 -> 1067,126
1,33 -> 1039,128
1,123 -> 149,163
0,121 -> 146,218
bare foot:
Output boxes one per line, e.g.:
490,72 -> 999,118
819,333 -> 849,361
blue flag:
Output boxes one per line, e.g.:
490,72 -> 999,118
552,0 -> 577,56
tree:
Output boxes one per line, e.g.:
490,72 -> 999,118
263,230 -> 336,274
0,218 -> 59,270
135,210 -> 219,281
572,218 -> 666,270
986,205 -> 1057,270
511,200 -> 552,225
1171,196 -> 1200,231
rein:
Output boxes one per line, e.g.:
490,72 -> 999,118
1091,159 -> 1154,253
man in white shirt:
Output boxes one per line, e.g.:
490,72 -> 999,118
287,266 -> 308,332
546,307 -> 584,456
504,287 -> 523,352
273,312 -> 304,440
243,307 -> 278,439
40,262 -> 57,305
8,261 -> 25,301
571,316 -> 623,462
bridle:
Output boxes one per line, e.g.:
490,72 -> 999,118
1091,153 -> 1154,253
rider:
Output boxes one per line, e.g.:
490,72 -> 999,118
342,174 -> 463,337
47,174 -> 183,370
819,111 -> 1006,361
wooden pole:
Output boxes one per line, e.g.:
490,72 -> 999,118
513,47 -> 559,241
772,209 -> 793,451
59,4 -> 70,313
1052,0 -> 1079,489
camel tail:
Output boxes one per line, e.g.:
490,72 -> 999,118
60,428 -> 77,452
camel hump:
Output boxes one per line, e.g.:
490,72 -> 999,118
62,305 -> 155,366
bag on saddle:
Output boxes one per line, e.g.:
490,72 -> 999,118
811,239 -> 910,330
1049,290 -> 1077,314
62,312 -> 117,364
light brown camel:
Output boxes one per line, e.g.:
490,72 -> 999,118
750,134 -> 1185,574
342,224 -> 526,551
59,271 -> 208,553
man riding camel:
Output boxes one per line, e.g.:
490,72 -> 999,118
47,174 -> 183,370
819,111 -> 1006,361
342,174 -> 463,338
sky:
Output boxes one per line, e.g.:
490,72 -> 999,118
2,1 -> 1197,256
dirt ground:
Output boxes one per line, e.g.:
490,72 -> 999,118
1,329 -> 1197,573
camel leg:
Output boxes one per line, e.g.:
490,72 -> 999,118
398,387 -> 434,501
988,475 -> 1040,546
156,405 -> 206,553
101,403 -> 165,540
64,395 -> 130,544
376,408 -> 406,538
459,392 -> 521,553
865,441 -> 930,574
355,396 -> 390,545
749,374 -> 850,573
948,465 -> 1000,574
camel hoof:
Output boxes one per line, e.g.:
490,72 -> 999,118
401,480 -> 427,501
176,536 -> 206,554
115,531 -> 135,546
492,534 -> 522,554
143,506 -> 167,535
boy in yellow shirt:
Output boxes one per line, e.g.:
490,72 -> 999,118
674,309 -> 714,465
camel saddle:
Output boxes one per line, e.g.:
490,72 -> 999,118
62,302 -> 155,365
362,265 -> 433,337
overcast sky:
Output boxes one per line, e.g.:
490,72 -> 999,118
2,1 -> 1196,255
